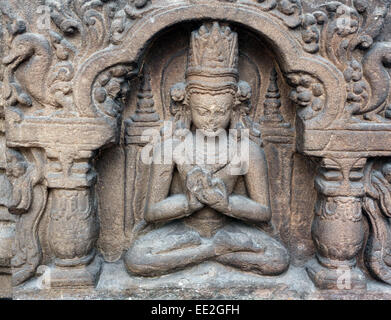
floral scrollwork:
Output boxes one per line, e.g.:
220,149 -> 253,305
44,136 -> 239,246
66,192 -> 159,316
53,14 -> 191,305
286,72 -> 326,121
92,64 -> 137,118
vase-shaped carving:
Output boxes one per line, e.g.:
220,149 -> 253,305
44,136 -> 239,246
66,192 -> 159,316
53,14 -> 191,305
312,196 -> 364,268
49,189 -> 98,266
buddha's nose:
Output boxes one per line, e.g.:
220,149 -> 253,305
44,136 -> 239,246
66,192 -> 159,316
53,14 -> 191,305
208,112 -> 217,123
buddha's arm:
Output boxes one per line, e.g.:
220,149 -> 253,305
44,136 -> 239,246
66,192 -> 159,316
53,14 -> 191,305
144,141 -> 201,223
223,142 -> 271,223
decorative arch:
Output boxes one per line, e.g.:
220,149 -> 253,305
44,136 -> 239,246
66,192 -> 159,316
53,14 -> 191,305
73,3 -> 346,131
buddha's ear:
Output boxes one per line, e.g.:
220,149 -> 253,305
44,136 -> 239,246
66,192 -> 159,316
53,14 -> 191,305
235,80 -> 252,114
170,82 -> 187,116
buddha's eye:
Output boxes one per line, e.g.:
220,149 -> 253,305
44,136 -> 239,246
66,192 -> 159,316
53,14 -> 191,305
214,107 -> 227,116
196,107 -> 209,116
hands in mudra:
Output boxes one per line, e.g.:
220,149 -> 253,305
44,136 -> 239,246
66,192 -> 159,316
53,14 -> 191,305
186,166 -> 230,213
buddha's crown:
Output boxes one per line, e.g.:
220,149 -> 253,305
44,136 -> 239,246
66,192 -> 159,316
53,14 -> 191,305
186,22 -> 239,89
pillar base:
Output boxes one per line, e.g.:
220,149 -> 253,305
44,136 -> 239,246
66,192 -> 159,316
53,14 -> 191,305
42,255 -> 102,289
306,258 -> 367,290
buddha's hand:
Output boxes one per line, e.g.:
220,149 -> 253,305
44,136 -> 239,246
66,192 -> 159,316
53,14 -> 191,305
186,166 -> 229,213
187,190 -> 204,213
185,167 -> 206,213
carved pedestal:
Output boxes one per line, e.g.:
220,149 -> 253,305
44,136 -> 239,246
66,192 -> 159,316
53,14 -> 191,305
307,158 -> 367,290
46,154 -> 101,288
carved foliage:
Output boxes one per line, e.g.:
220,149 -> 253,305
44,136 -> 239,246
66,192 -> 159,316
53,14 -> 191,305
305,0 -> 391,120
250,0 -> 303,28
0,0 -> 136,118
110,0 -> 152,44
92,64 -> 134,118
286,72 -> 326,121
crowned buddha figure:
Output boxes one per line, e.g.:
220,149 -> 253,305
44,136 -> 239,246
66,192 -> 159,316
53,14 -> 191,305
124,22 -> 289,277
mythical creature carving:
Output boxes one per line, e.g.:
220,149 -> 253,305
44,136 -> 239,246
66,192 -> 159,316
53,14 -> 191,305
1,0 -> 134,117
3,33 -> 53,108
302,0 -> 391,121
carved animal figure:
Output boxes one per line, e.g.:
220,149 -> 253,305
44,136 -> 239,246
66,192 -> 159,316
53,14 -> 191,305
3,33 -> 53,108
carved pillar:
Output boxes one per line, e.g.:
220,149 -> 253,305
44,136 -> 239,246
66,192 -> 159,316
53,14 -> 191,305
124,68 -> 161,244
4,110 -> 120,288
261,69 -> 295,244
45,149 -> 101,288
306,157 -> 367,290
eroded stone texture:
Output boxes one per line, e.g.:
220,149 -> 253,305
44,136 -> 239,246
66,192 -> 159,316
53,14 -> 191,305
2,0 -> 391,300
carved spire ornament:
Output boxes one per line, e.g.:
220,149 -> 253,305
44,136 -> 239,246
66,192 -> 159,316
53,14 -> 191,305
131,68 -> 160,123
261,68 -> 295,245
262,68 -> 285,125
122,67 -> 162,254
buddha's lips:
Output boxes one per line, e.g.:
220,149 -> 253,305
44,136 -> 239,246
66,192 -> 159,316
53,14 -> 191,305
199,128 -> 225,137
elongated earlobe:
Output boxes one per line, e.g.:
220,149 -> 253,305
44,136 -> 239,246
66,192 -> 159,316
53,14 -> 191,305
170,82 -> 187,116
235,80 -> 252,114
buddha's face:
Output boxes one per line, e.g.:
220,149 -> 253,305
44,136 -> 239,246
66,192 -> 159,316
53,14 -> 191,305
189,91 -> 234,135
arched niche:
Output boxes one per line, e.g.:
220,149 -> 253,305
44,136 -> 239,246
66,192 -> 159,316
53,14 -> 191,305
73,3 -> 346,133
95,19 -> 316,264
122,21 -> 295,126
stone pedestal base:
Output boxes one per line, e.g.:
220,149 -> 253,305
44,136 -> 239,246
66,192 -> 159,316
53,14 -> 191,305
0,274 -> 11,299
12,260 -> 391,300
306,259 -> 367,290
40,256 -> 102,289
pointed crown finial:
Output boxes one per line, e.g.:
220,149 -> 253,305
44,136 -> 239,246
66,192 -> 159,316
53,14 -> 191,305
186,22 -> 239,89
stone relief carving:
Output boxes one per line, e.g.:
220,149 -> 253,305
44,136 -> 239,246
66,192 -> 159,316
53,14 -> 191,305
1,0 -> 391,299
7,148 -> 47,286
364,160 -> 391,285
123,22 -> 289,277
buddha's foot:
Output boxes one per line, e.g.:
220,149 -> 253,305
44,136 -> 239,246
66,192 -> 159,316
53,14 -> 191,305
154,228 -> 202,254
213,229 -> 264,256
